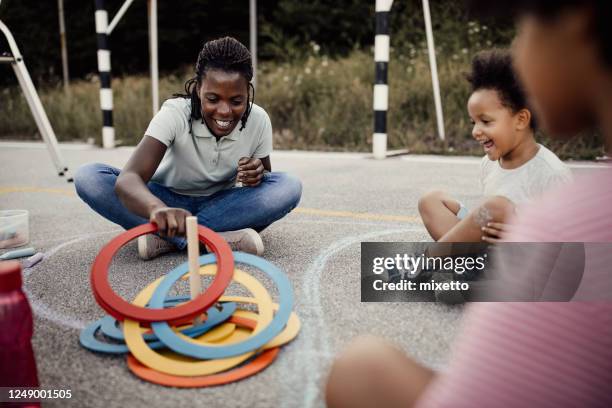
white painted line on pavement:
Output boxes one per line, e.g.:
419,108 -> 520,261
2,141 -> 606,168
399,154 -> 609,169
0,141 -> 95,150
23,230 -> 120,330
267,150 -> 369,160
293,227 -> 423,408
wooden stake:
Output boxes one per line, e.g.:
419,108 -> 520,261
186,216 -> 202,323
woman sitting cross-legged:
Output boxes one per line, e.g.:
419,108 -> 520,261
75,36 -> 302,260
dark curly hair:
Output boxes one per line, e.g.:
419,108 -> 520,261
466,49 -> 537,130
175,36 -> 254,131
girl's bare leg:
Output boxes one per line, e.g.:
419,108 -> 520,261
418,190 -> 463,241
439,196 -> 514,243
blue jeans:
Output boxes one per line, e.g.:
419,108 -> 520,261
74,163 -> 302,249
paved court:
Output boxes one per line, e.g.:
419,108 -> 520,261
0,142 -> 603,407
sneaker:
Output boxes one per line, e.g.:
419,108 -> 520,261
383,252 -> 429,283
433,272 -> 466,305
210,228 -> 264,256
137,234 -> 177,260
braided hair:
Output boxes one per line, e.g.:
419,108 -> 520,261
176,37 -> 255,131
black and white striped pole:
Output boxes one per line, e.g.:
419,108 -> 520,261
93,0 -> 255,148
373,0 -> 393,159
94,0 -> 114,148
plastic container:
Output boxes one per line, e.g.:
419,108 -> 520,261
0,261 -> 40,405
0,210 -> 29,249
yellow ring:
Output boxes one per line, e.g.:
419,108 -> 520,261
222,298 -> 301,348
124,266 -> 274,376
194,323 -> 236,343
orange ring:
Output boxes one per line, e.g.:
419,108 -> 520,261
126,316 -> 280,387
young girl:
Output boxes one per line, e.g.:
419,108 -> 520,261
418,49 -> 572,243
75,37 -> 302,259
326,1 -> 612,407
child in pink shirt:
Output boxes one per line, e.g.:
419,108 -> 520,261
326,1 -> 612,407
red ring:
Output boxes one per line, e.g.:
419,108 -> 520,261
126,316 -> 280,387
91,223 -> 233,325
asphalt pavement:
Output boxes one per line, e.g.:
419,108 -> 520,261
0,141 -> 603,407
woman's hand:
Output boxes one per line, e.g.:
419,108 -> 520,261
481,222 -> 509,244
237,157 -> 265,187
149,207 -> 192,238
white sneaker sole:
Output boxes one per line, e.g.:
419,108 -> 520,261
205,229 -> 265,256
137,235 -> 149,260
243,228 -> 265,256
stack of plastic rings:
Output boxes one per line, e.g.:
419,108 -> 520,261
80,223 -> 300,387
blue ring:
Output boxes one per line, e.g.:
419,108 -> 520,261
149,252 -> 293,359
99,295 -> 185,341
99,296 -> 234,342
79,302 -> 235,354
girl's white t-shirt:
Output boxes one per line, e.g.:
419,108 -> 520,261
480,144 -> 573,204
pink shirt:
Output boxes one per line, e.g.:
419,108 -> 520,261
417,169 -> 612,408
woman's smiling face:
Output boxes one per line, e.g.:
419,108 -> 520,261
198,69 -> 249,137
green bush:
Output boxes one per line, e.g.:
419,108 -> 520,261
0,50 -> 603,159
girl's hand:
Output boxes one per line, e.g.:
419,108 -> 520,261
237,157 -> 265,187
149,207 -> 192,238
481,222 -> 509,244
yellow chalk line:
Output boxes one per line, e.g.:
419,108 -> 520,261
0,186 -> 76,197
0,186 -> 421,223
293,207 -> 420,223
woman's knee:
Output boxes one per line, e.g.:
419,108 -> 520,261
74,163 -> 116,202
266,172 -> 303,209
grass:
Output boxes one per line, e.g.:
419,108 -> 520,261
0,51 -> 604,160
